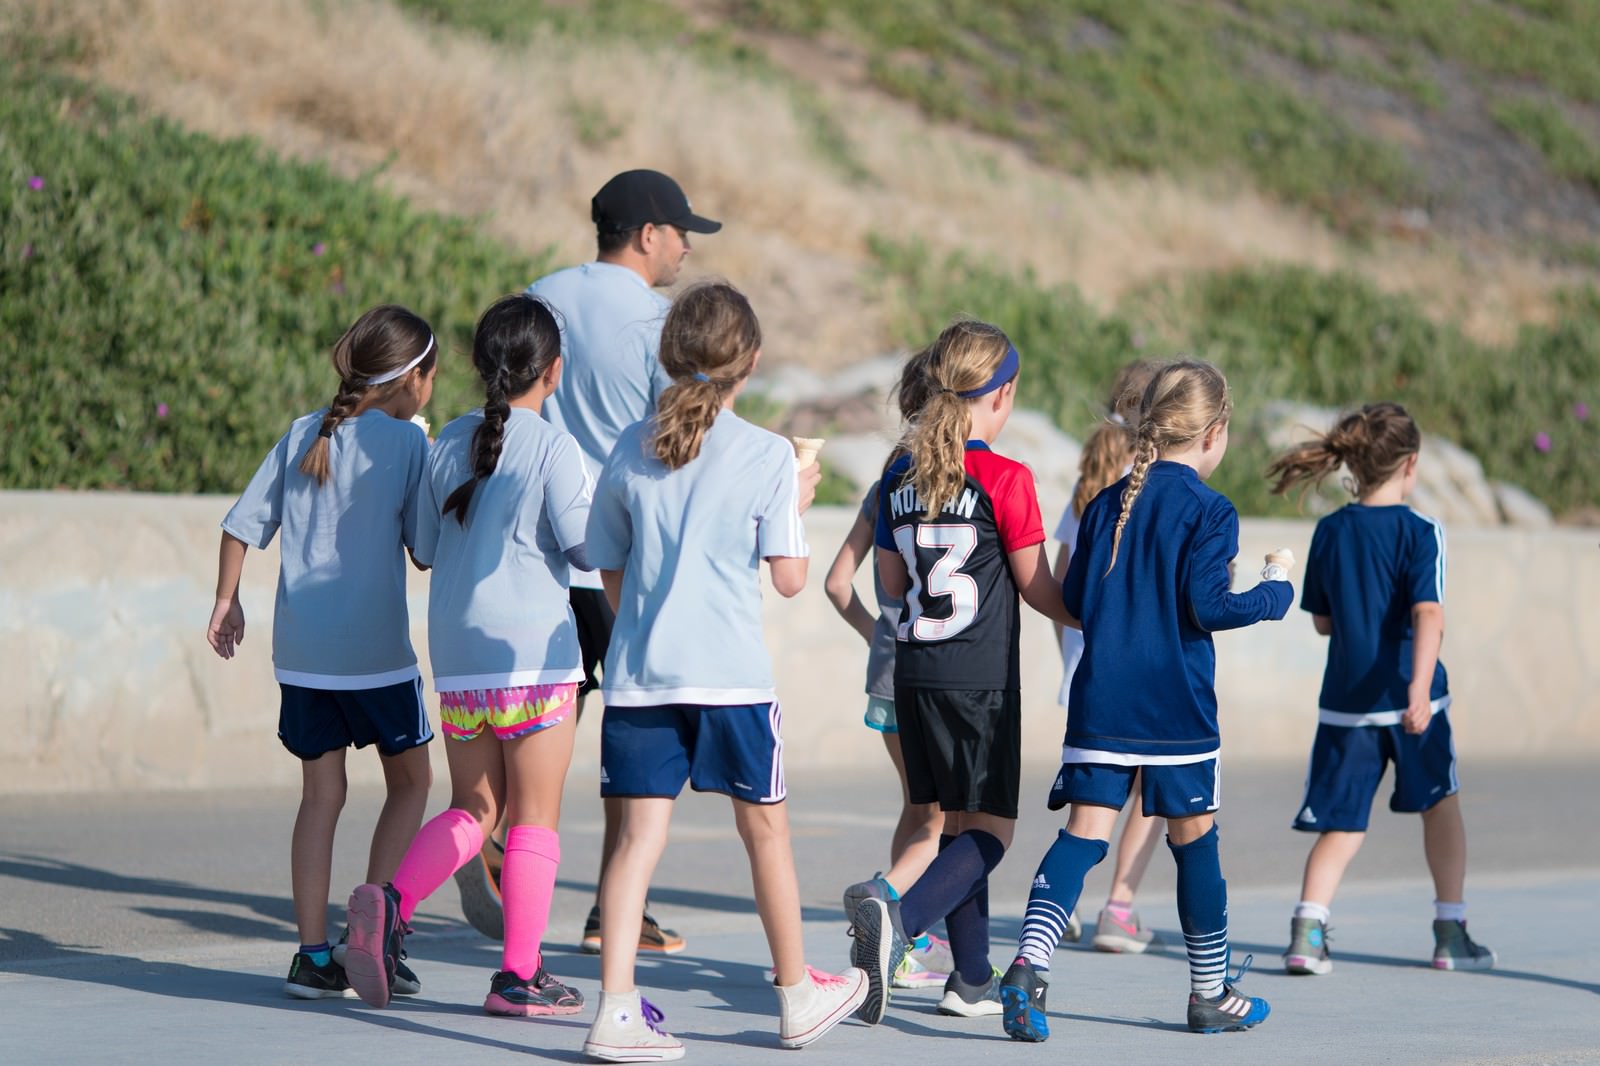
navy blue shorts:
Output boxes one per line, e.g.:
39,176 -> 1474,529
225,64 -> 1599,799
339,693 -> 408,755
1049,758 -> 1220,819
1293,713 -> 1457,832
278,678 -> 432,761
600,703 -> 786,804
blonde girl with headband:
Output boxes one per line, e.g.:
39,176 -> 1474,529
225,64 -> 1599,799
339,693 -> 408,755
342,294 -> 593,1016
1268,402 -> 1494,976
843,319 -> 1074,1025
581,281 -> 866,1062
1050,359 -> 1168,954
1001,359 -> 1288,1041
822,349 -> 955,990
207,304 -> 437,1000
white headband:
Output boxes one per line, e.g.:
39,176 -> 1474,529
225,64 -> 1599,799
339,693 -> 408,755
366,334 -> 435,386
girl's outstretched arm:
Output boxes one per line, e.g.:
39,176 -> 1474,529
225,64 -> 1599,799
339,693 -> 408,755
1404,602 -> 1445,734
824,512 -> 877,643
207,532 -> 248,659
1010,542 -> 1077,628
1187,504 -> 1292,631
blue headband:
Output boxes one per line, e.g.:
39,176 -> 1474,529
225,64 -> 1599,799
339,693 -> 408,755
957,344 -> 1020,398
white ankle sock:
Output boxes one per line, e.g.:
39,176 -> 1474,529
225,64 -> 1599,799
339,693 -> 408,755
1434,900 -> 1467,922
1293,901 -> 1331,924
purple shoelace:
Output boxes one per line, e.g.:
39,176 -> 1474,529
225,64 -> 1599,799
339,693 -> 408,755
638,996 -> 668,1035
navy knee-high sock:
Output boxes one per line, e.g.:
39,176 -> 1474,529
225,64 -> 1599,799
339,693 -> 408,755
927,834 -> 993,985
1015,830 -> 1108,971
899,830 -> 1005,945
1170,824 -> 1228,998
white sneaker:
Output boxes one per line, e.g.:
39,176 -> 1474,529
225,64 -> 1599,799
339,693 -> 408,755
582,990 -> 685,1062
776,965 -> 868,1049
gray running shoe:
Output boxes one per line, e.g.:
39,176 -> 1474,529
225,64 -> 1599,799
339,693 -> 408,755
1092,906 -> 1155,954
841,874 -> 893,927
1432,919 -> 1496,971
848,896 -> 908,1025
1283,916 -> 1333,975
936,967 -> 1003,1017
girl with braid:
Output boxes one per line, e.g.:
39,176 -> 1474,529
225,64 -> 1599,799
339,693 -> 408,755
208,304 -> 438,1001
344,294 -> 592,1017
1000,359 -> 1289,1041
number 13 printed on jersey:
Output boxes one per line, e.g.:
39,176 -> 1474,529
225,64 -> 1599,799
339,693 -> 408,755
895,523 -> 980,641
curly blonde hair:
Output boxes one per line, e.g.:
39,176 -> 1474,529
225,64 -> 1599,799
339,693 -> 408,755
903,320 -> 1014,517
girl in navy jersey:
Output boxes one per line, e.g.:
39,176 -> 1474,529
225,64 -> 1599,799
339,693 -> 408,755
207,304 -> 437,1000
581,281 -> 866,1062
342,294 -> 593,1017
1268,402 -> 1495,975
843,319 -> 1073,1025
1000,359 -> 1288,1041
824,350 -> 955,989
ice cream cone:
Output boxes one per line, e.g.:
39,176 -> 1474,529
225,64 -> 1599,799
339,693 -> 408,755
791,435 -> 825,469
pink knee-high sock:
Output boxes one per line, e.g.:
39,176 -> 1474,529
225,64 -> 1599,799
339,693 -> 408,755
502,824 -> 560,980
390,808 -> 483,923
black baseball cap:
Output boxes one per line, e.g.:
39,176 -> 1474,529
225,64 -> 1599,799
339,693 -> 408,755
591,169 -> 722,235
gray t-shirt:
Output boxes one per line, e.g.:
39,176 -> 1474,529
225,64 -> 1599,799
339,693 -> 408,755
527,261 -> 672,589
221,410 -> 427,689
861,483 -> 902,701
586,409 -> 807,706
413,408 -> 592,691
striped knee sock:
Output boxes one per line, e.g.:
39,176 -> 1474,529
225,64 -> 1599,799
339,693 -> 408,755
1016,830 -> 1107,971
1170,825 -> 1228,998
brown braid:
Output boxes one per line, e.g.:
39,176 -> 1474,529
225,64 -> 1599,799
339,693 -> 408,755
652,282 -> 761,470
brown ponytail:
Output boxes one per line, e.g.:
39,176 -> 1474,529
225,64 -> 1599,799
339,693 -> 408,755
1267,401 -> 1420,501
299,304 -> 436,486
652,281 -> 761,470
904,320 -> 1013,517
1107,359 -> 1231,572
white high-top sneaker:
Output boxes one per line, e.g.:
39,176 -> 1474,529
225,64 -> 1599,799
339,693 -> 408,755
582,989 -> 685,1062
775,965 -> 869,1049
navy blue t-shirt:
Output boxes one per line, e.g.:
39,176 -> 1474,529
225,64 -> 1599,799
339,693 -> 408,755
1301,504 -> 1449,721
1063,462 -> 1292,759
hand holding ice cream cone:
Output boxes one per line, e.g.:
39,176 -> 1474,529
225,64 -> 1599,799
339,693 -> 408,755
1262,547 -> 1295,583
791,435 -> 825,470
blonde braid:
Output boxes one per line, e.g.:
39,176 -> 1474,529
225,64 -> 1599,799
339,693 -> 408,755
1107,427 -> 1158,574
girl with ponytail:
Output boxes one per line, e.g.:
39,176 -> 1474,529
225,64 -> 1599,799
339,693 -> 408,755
1268,403 -> 1494,977
208,304 -> 437,1001
343,293 -> 594,1018
844,319 -> 1072,1026
580,281 -> 866,1061
1002,359 -> 1289,1041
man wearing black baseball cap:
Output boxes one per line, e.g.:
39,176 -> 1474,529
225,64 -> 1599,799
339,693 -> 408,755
451,170 -> 720,958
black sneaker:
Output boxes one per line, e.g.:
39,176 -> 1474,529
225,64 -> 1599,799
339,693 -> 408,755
1187,955 -> 1271,1034
848,896 -> 908,1026
580,902 -> 686,955
483,967 -> 585,1016
345,881 -> 408,1009
283,952 -> 355,1000
1000,957 -> 1050,1042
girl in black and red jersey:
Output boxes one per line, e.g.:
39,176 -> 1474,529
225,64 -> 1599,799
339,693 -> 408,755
840,319 -> 1073,1025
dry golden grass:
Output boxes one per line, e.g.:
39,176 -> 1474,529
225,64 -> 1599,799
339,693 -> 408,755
13,0 -> 1585,363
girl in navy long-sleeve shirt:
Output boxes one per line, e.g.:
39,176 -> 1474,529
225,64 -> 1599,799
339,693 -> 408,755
1000,359 -> 1291,1041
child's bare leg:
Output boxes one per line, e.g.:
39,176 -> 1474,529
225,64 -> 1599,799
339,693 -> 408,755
880,731 -> 941,893
733,798 -> 806,986
1421,794 -> 1466,903
1107,791 -> 1162,903
599,797 -> 673,992
367,744 -> 432,883
596,795 -> 623,898
1298,830 -> 1366,907
292,750 -> 348,944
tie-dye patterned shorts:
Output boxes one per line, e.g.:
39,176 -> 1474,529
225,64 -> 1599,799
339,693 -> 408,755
438,683 -> 579,742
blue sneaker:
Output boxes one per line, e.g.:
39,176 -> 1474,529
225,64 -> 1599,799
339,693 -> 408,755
1187,955 -> 1271,1034
848,896 -> 907,1026
1000,957 -> 1050,1042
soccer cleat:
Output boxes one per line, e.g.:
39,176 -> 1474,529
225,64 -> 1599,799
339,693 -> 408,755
999,957 -> 1050,1042
1432,919 -> 1496,971
1092,906 -> 1156,954
453,846 -> 505,941
283,952 -> 356,1000
936,967 -> 1004,1017
841,873 -> 894,927
583,989 -> 685,1062
345,882 -> 408,1009
1187,955 -> 1271,1034
581,905 -> 687,955
848,895 -> 908,1025
893,935 -> 952,988
484,967 -> 585,1016
775,965 -> 869,1049
1283,916 -> 1333,975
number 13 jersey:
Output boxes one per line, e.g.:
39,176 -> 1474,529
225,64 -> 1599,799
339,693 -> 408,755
875,441 -> 1046,691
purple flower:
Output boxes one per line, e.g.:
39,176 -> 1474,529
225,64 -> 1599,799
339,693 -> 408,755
27,176 -> 44,191
1574,402 -> 1590,422
156,402 -> 169,419
312,242 -> 326,256
1534,431 -> 1552,453
21,243 -> 33,260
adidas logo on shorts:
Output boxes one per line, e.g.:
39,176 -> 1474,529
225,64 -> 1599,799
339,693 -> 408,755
1298,806 -> 1316,824
599,767 -> 610,785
